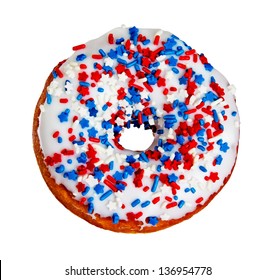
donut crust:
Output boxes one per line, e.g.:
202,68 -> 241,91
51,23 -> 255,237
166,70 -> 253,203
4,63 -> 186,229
33,70 -> 238,233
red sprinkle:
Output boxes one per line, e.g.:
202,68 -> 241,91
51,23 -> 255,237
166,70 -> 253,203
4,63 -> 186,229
108,33 -> 114,44
59,98 -> 68,103
72,44 -> 86,51
195,197 -> 203,204
92,54 -> 103,59
52,131 -> 59,138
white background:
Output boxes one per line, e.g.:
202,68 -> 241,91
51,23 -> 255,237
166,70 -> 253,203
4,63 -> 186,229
0,0 -> 274,279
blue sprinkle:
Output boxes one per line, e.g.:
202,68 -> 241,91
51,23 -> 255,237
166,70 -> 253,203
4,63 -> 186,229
191,187 -> 196,193
142,39 -> 150,45
98,49 -> 106,57
184,188 -> 190,193
152,61 -> 160,67
199,166 -> 207,172
87,197 -> 94,203
139,152 -> 149,163
212,109 -> 219,122
76,54 -> 87,61
46,93 -> 52,104
202,91 -> 218,103
117,57 -> 127,65
173,195 -> 178,200
58,109 -> 70,123
76,94 -> 83,100
67,159 -> 72,164
113,171 -> 123,181
220,142 -> 230,153
156,165 -> 162,172
210,76 -> 216,83
98,87 -> 104,92
151,175 -> 159,192
178,200 -> 185,208
147,74 -> 157,85
168,56 -> 177,66
147,216 -> 158,226
112,213 -> 119,224
204,63 -> 213,71
87,127 -> 98,137
232,111 -> 237,116
116,183 -> 126,191
88,203 -> 94,213
116,37 -> 125,44
108,49 -> 117,59
215,155 -> 223,165
194,74 -> 205,85
79,132 -> 84,137
56,136 -> 62,143
124,165 -> 135,175
77,152 -> 87,164
176,135 -> 184,145
102,120 -> 112,130
109,161 -> 114,170
163,142 -> 174,152
79,118 -> 89,128
55,165 -> 65,173
175,49 -> 184,56
79,81 -> 90,87
63,170 -> 78,181
94,168 -> 104,181
82,186 -> 90,196
141,201 -> 150,208
127,60 -> 137,68
179,76 -> 188,85
163,50 -> 175,55
171,67 -> 179,74
197,145 -> 206,151
52,71 -> 57,79
100,190 -> 113,201
94,184 -> 104,194
168,173 -> 178,182
131,199 -> 141,207
197,129 -> 205,136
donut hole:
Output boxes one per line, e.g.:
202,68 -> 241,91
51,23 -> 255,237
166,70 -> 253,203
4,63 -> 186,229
119,124 -> 156,152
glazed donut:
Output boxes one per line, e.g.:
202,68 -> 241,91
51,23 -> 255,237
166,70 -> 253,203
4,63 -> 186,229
33,26 -> 240,233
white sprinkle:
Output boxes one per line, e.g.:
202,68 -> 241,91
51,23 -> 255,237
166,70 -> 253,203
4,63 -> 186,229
156,55 -> 166,62
155,29 -> 163,36
158,146 -> 165,153
160,213 -> 170,221
107,201 -> 117,211
211,98 -> 223,107
85,175 -> 98,187
118,72 -> 128,82
138,77 -> 147,83
39,105 -> 45,112
104,57 -> 114,67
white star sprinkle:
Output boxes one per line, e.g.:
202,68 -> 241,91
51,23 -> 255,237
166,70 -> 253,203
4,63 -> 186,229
107,201 -> 117,211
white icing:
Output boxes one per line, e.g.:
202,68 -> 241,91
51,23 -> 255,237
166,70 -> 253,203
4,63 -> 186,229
38,27 -> 239,229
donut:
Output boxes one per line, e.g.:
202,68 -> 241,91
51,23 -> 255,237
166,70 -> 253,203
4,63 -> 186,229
33,26 -> 240,233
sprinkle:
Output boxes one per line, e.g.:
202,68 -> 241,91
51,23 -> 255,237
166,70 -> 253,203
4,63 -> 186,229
112,213 -> 119,224
100,190 -> 113,201
131,199 -> 141,207
147,216 -> 158,226
151,175 -> 160,192
76,54 -> 87,61
72,44 -> 86,51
